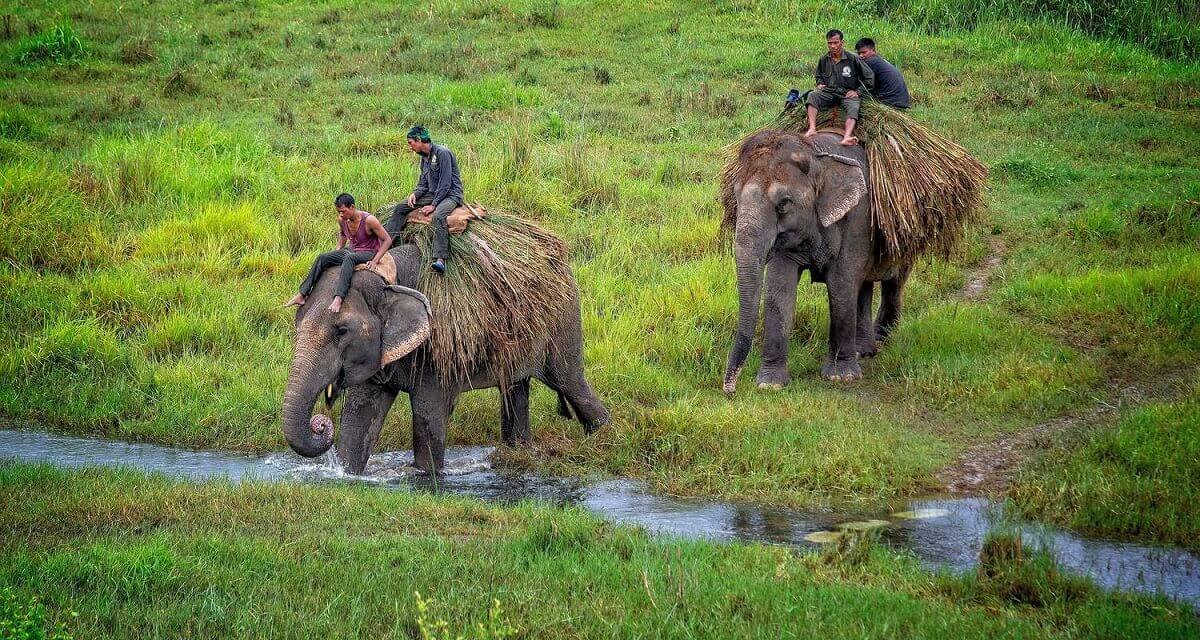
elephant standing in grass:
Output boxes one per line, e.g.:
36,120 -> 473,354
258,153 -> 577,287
722,130 -> 913,390
281,242 -> 609,474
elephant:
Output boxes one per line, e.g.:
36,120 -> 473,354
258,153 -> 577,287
281,242 -> 610,474
722,130 -> 912,391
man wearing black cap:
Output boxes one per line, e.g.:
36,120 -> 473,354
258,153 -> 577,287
386,125 -> 464,274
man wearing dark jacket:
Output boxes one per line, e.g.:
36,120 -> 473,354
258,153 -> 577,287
854,37 -> 911,109
804,29 -> 875,146
386,125 -> 464,274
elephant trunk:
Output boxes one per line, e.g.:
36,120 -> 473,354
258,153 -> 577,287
281,331 -> 337,458
723,194 -> 773,393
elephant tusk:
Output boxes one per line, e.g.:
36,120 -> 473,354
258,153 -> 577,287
326,384 -> 334,402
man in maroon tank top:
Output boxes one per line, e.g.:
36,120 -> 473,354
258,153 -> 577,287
284,193 -> 393,313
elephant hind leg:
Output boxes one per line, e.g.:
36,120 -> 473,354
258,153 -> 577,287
875,263 -> 912,342
500,378 -> 532,446
856,281 -> 878,358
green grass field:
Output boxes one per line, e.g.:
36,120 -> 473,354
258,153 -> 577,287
3,0 -> 1200,636
1,4 -> 1199,631
2,461 -> 1197,639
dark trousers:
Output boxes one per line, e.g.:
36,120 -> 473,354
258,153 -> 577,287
298,249 -> 375,299
385,195 -> 460,261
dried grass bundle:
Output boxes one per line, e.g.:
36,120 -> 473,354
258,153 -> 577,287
720,100 -> 987,261
397,212 -> 574,387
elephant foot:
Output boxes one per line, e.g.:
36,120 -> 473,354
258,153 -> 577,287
582,411 -> 610,436
755,367 -> 790,390
856,340 -> 878,358
722,365 -> 744,395
874,322 -> 898,343
821,359 -> 862,382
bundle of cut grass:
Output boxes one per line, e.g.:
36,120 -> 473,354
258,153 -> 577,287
392,210 -> 574,387
720,100 -> 987,261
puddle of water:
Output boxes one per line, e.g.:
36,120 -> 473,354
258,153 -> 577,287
2,428 -> 1198,608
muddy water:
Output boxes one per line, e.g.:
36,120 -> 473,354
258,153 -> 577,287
3,429 -> 1198,608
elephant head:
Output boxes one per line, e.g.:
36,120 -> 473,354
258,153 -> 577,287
281,271 -> 431,459
722,131 -> 867,393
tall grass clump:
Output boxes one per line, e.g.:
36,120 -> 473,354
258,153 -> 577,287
874,0 -> 1200,57
2,319 -> 130,380
561,140 -> 620,210
13,23 -> 86,66
963,530 -> 1091,607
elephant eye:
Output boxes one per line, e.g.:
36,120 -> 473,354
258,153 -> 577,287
775,196 -> 793,213
333,324 -> 350,337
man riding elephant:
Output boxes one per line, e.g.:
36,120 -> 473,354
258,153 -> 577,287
385,125 -> 464,275
804,29 -> 875,146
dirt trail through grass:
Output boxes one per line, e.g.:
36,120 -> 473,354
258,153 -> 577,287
936,385 -> 1141,495
961,237 -> 1005,300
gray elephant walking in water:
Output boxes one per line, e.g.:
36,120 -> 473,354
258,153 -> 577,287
722,130 -> 913,390
280,242 -> 609,474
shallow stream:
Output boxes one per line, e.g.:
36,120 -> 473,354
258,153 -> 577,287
3,428 -> 1198,608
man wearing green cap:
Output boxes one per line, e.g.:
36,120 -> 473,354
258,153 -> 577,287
385,125 -> 464,274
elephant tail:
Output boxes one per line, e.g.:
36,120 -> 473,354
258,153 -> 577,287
556,391 -> 575,421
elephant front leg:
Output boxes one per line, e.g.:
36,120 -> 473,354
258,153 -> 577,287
336,383 -> 398,475
410,383 -> 451,473
500,378 -> 531,445
822,274 -> 863,381
756,255 -> 800,390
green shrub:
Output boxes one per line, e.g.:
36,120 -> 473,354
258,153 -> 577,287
0,587 -> 74,640
13,23 -> 86,66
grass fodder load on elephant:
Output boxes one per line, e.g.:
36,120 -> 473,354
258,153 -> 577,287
720,100 -> 987,261
391,209 -> 575,386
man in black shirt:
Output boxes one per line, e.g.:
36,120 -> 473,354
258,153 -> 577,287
804,29 -> 874,146
854,38 -> 911,110
386,125 -> 465,274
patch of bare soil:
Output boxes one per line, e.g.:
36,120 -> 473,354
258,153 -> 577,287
937,385 -> 1146,496
961,236 -> 1005,300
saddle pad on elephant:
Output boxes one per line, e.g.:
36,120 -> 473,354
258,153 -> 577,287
405,202 -> 489,235
353,251 -> 397,284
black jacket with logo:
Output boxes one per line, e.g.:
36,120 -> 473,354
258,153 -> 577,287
814,52 -> 875,94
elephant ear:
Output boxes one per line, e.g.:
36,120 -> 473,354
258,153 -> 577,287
813,151 -> 867,227
379,285 -> 431,367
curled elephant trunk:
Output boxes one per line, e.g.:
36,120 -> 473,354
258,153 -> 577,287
281,343 -> 337,458
723,190 -> 773,394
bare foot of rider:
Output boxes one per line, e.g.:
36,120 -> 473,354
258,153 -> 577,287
804,128 -> 818,138
284,293 -> 306,308
840,135 -> 859,146
328,296 -> 343,313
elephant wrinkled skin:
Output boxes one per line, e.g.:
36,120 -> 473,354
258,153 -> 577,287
723,130 -> 913,391
281,243 -> 609,474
